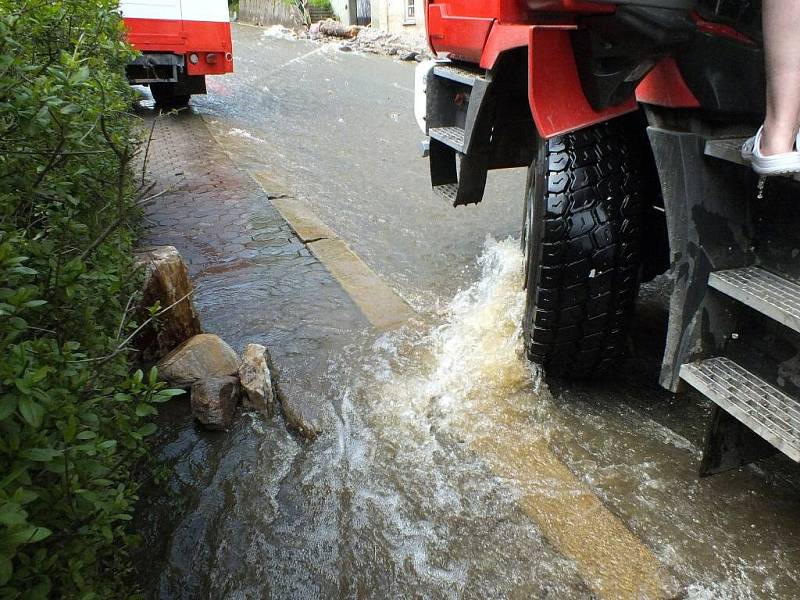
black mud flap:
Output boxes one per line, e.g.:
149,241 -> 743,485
699,405 -> 777,476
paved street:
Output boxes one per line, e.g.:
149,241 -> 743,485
136,24 -> 800,599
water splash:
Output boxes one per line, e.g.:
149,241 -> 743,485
347,237 -> 670,599
370,236 -> 539,439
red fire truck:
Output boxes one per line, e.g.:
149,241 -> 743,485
119,0 -> 234,105
415,1 -> 800,476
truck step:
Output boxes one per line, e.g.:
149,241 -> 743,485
680,357 -> 800,462
429,126 -> 465,153
704,137 -> 747,167
709,267 -> 800,334
432,182 -> 459,203
432,63 -> 481,86
705,136 -> 800,181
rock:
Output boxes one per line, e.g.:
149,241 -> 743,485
157,333 -> 239,388
399,51 -> 417,61
319,19 -> 359,38
259,355 -> 321,439
276,380 -> 322,440
134,246 -> 202,361
387,47 -> 398,56
338,44 -> 352,52
191,376 -> 240,430
238,344 -> 275,418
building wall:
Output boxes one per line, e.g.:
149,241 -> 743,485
239,0 -> 304,27
369,0 -> 425,36
239,0 -> 353,27
329,0 -> 357,25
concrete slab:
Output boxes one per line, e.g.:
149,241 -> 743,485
308,239 -> 415,330
270,197 -> 337,243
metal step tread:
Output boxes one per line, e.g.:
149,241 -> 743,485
704,137 -> 747,166
705,136 -> 800,181
680,357 -> 800,462
432,63 -> 481,86
709,267 -> 800,333
429,126 -> 465,152
433,182 -> 459,203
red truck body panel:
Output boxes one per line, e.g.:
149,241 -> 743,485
120,0 -> 233,76
427,0 -> 699,137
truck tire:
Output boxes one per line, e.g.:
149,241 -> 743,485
522,116 -> 649,378
150,83 -> 190,107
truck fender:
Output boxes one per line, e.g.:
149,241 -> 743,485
476,24 -> 638,139
527,27 -> 637,139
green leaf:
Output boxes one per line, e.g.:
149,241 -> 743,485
75,430 -> 96,440
0,556 -> 11,586
0,396 -> 17,421
0,502 -> 27,526
22,300 -> 46,308
11,489 -> 38,505
18,397 -> 44,428
64,415 -> 77,442
20,448 -> 63,462
69,65 -> 90,85
8,526 -> 51,545
59,103 -> 80,115
137,423 -> 157,437
134,403 -> 156,417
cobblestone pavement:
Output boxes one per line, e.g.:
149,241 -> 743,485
140,106 -> 366,407
135,105 -> 380,596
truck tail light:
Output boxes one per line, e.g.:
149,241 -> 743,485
206,53 -> 218,64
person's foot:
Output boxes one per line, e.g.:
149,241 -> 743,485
741,126 -> 800,175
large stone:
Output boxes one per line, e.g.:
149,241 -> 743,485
276,379 -> 322,440
318,19 -> 359,39
191,376 -> 240,430
134,246 -> 202,361
156,333 -> 239,388
238,344 -> 275,418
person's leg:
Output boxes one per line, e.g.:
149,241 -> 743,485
762,0 -> 800,156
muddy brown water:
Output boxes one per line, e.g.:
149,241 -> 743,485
134,24 -> 800,599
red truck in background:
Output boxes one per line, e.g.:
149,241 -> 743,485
119,0 -> 234,105
414,1 -> 800,477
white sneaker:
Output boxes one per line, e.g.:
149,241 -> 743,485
741,126 -> 800,175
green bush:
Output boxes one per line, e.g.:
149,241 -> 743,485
307,0 -> 333,10
0,1 -> 180,597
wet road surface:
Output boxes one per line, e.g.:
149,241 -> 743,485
136,23 -> 800,599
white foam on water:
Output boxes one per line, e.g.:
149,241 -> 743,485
370,236 -> 541,442
227,128 -> 266,144
261,25 -> 297,41
327,237 -> 570,596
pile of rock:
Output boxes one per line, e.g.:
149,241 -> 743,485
306,20 -> 431,61
135,246 -> 288,434
157,334 -> 275,431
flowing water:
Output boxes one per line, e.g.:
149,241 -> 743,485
136,26 -> 800,598
139,236 -> 800,598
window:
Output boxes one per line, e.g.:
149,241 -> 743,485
405,0 -> 415,23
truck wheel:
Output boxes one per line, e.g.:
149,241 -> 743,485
150,83 -> 190,107
522,116 -> 648,378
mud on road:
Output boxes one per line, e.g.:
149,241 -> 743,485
134,23 -> 800,599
